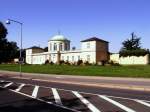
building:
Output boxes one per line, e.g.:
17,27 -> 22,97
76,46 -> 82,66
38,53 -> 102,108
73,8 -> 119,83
26,35 -> 109,64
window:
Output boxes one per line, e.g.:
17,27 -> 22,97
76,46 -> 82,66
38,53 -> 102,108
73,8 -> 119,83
54,43 -> 57,51
87,42 -> 90,48
60,43 -> 63,51
67,56 -> 69,61
78,55 -> 80,60
72,56 -> 74,61
87,55 -> 90,62
65,43 -> 68,50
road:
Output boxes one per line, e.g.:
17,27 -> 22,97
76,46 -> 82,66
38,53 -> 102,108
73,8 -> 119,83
0,74 -> 150,112
1,70 -> 150,91
0,86 -> 74,112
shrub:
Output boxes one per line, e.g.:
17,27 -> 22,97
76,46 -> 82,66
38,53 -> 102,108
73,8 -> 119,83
101,60 -> 107,66
45,60 -> 49,64
83,61 -> 90,65
65,60 -> 70,65
59,60 -> 65,65
119,49 -> 149,57
49,61 -> 54,65
77,60 -> 83,65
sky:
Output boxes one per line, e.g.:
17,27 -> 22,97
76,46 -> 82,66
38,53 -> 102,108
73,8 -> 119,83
0,0 -> 150,53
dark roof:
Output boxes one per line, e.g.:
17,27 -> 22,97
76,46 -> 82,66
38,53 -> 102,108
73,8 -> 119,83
26,46 -> 44,50
81,37 -> 108,43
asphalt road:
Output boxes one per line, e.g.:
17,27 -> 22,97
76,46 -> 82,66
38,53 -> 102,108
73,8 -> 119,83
0,75 -> 150,112
1,70 -> 150,91
0,87 -> 74,112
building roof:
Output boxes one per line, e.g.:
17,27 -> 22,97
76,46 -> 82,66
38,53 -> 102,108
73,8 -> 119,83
81,37 -> 108,43
49,35 -> 70,41
26,46 -> 44,50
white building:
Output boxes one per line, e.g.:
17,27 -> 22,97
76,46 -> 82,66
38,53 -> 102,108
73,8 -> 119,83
26,35 -> 109,64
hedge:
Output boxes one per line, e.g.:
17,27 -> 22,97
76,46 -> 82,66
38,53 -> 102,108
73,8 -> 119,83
119,49 -> 149,57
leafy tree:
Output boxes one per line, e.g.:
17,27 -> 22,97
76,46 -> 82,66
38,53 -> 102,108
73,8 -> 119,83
121,32 -> 141,51
120,32 -> 149,57
0,22 -> 8,63
0,22 -> 8,39
0,22 -> 19,63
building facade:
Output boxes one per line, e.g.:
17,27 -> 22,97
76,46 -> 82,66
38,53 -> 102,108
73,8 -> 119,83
26,35 -> 109,64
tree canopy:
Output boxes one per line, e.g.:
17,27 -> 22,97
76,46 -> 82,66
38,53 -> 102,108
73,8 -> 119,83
121,32 -> 141,51
0,21 -> 19,63
120,32 -> 149,57
0,22 -> 8,39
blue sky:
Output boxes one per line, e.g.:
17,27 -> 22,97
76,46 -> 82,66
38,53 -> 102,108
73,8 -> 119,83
0,0 -> 150,52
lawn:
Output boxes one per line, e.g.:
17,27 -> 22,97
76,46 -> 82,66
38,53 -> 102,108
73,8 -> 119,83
0,64 -> 150,78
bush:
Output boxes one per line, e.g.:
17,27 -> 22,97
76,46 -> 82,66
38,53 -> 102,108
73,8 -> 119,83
101,60 -> 107,66
77,60 -> 83,65
45,60 -> 49,64
59,60 -> 65,65
83,61 -> 90,65
65,60 -> 71,65
49,61 -> 54,65
119,49 -> 149,57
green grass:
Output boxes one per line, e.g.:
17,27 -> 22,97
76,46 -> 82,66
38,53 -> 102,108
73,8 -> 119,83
0,64 -> 150,78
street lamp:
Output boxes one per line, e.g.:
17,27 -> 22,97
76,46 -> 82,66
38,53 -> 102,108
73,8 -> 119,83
6,19 -> 23,77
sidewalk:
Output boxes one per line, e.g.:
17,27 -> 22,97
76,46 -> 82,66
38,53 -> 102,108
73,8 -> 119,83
0,70 -> 150,92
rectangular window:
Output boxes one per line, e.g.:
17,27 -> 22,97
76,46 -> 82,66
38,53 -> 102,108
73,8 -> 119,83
54,43 -> 57,51
67,56 -> 69,61
78,55 -> 80,60
87,42 -> 90,48
72,56 -> 74,61
60,43 -> 63,51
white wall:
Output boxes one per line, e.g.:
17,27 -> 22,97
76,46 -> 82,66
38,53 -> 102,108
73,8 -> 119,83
60,51 -> 96,63
110,54 -> 149,65
110,54 -> 120,63
61,52 -> 81,62
81,41 -> 96,51
80,41 -> 96,63
26,49 -> 32,64
32,54 -> 50,64
81,51 -> 96,63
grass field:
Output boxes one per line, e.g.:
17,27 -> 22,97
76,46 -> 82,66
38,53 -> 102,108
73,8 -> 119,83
0,64 -> 150,78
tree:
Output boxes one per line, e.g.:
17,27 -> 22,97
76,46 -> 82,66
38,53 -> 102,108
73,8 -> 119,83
120,32 -> 149,57
0,22 -> 19,63
0,22 -> 8,63
121,32 -> 141,51
0,22 -> 8,39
